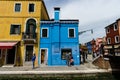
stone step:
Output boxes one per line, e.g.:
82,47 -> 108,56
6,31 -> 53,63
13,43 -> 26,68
24,62 -> 32,67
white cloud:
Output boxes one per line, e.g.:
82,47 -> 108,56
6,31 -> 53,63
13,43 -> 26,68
44,0 -> 120,43
60,0 -> 120,25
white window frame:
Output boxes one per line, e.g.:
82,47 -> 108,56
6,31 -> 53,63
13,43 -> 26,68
39,48 -> 48,65
24,18 -> 37,32
28,3 -> 35,12
115,36 -> 119,43
68,28 -> 75,38
41,28 -> 49,38
107,38 -> 111,44
14,3 -> 22,12
106,28 -> 110,33
114,23 -> 118,31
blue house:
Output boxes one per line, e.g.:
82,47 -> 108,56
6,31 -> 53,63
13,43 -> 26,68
39,7 -> 80,66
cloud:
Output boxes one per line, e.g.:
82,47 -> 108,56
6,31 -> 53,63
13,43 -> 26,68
60,0 -> 120,25
44,0 -> 120,43
44,0 -> 71,18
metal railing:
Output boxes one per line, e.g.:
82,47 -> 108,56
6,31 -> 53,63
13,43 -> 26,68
22,32 -> 37,40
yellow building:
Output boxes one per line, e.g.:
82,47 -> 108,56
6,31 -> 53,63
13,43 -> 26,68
0,0 -> 49,67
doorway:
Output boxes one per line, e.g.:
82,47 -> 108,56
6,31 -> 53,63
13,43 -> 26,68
40,49 -> 48,65
26,19 -> 36,35
6,46 -> 15,64
25,45 -> 33,61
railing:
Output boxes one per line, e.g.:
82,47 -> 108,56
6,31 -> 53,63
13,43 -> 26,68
22,32 -> 37,40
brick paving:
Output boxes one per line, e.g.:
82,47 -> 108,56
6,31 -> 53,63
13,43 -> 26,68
0,54 -> 112,75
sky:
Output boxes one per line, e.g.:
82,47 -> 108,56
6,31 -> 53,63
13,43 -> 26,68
44,0 -> 120,44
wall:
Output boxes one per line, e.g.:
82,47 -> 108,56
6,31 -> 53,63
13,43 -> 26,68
40,21 -> 80,66
0,0 -> 49,67
106,23 -> 119,44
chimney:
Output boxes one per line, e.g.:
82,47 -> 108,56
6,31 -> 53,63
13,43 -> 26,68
54,7 -> 60,21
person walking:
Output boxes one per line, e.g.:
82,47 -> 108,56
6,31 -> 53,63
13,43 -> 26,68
32,53 -> 36,69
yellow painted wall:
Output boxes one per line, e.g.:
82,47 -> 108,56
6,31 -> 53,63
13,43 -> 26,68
0,1 -> 41,17
0,0 -> 49,67
0,1 -> 42,40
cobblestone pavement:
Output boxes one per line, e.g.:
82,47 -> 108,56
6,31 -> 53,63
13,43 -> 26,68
0,54 -> 97,71
0,64 -> 98,71
0,54 -> 111,75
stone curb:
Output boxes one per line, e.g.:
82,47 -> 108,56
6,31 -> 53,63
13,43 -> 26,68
0,69 -> 110,75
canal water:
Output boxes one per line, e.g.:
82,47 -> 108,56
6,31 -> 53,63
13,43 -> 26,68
0,73 -> 120,80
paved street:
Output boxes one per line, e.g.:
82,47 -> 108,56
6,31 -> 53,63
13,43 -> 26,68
0,54 -> 112,75
0,55 -> 116,74
0,63 -> 98,71
0,64 -> 109,75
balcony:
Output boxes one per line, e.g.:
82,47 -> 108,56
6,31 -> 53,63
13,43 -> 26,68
22,32 -> 37,43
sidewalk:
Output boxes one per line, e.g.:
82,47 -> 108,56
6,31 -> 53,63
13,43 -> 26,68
0,64 -> 110,75
0,54 -> 112,75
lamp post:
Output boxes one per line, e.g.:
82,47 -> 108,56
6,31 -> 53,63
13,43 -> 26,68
79,29 -> 93,35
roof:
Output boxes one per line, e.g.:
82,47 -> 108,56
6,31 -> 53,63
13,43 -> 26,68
105,22 -> 116,28
105,18 -> 120,28
40,19 -> 79,24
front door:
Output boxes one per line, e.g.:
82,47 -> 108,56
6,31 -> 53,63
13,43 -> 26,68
25,45 -> 33,61
41,49 -> 47,65
6,47 -> 15,64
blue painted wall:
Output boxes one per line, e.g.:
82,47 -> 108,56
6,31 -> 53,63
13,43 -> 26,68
39,8 -> 80,66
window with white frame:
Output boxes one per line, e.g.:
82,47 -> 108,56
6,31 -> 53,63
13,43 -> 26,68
15,3 -> 21,12
68,28 -> 75,38
107,38 -> 111,44
115,36 -> 119,43
41,28 -> 48,38
106,28 -> 110,33
114,23 -> 118,31
29,3 -> 35,12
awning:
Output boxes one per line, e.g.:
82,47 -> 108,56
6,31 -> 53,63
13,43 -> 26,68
0,42 -> 18,49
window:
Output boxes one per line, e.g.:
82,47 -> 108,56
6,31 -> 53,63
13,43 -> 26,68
0,49 -> 1,58
41,28 -> 48,38
29,3 -> 34,12
61,49 -> 72,60
114,23 -> 118,31
15,3 -> 21,12
10,25 -> 21,35
115,36 -> 119,43
107,38 -> 111,44
106,28 -> 110,33
68,28 -> 75,38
